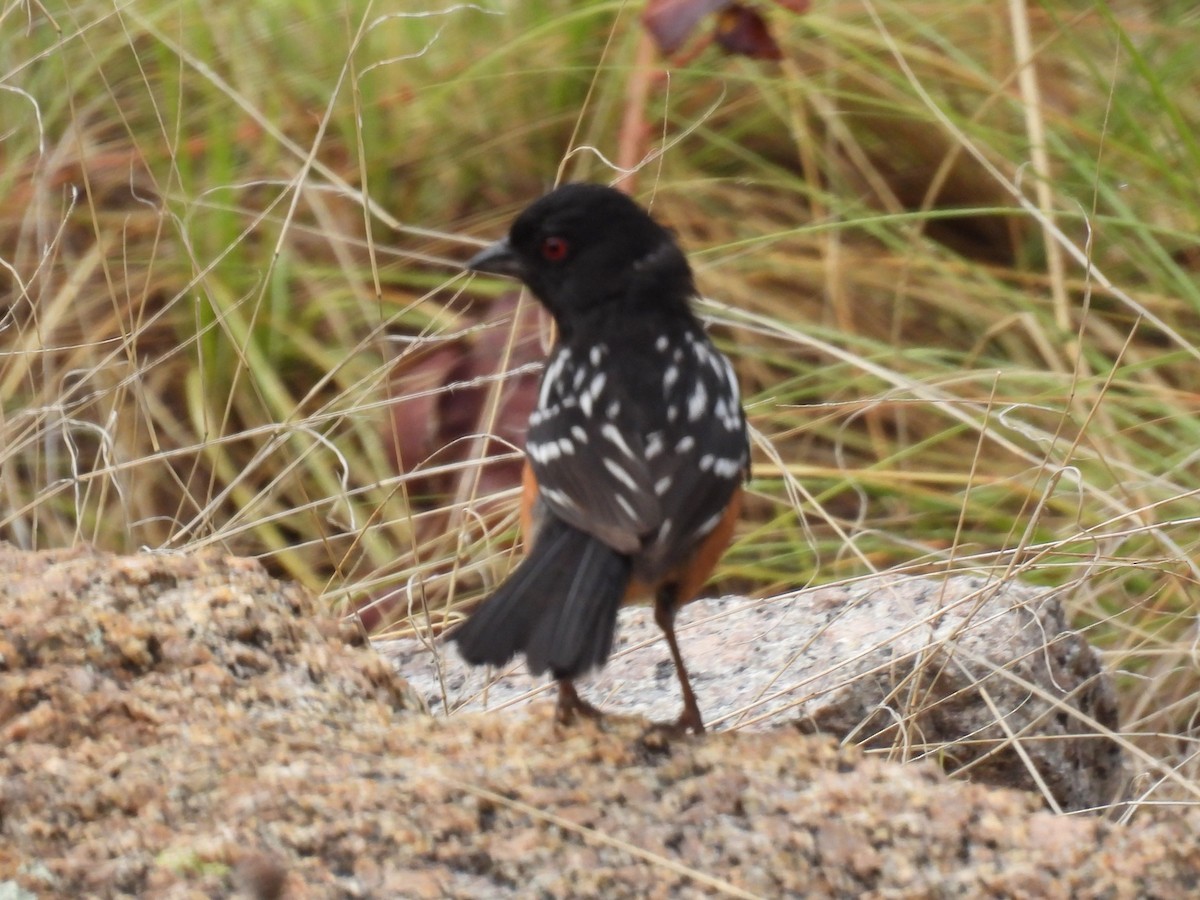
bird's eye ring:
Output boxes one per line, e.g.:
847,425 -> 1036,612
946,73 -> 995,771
540,236 -> 569,262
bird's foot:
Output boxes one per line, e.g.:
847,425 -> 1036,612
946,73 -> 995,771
554,679 -> 605,726
638,705 -> 705,751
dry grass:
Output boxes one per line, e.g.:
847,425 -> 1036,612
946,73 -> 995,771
3,0 -> 1199,815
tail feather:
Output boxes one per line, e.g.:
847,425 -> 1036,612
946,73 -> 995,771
525,535 -> 630,677
450,517 -> 631,680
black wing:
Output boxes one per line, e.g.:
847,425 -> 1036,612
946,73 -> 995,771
525,327 -> 748,578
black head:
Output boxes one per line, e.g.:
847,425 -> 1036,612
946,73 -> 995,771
466,183 -> 694,333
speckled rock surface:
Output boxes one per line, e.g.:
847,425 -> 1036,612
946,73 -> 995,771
2,546 -> 1197,898
391,575 -> 1121,811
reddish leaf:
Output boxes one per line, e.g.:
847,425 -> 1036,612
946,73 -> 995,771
642,0 -> 731,55
366,295 -> 546,630
385,343 -> 460,485
436,293 -> 544,498
383,292 -> 544,506
770,0 -> 811,12
715,4 -> 783,60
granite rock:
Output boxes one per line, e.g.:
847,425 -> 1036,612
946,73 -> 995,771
3,546 -> 1191,898
392,575 -> 1122,811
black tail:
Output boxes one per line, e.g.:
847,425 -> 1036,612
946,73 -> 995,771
450,517 -> 631,680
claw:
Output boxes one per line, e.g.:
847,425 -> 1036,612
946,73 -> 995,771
555,679 -> 604,725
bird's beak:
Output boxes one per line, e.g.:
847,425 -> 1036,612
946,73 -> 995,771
465,238 -> 524,279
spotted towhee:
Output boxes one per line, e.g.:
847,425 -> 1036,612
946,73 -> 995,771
450,183 -> 749,734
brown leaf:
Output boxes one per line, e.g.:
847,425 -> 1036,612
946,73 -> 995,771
714,4 -> 783,60
365,295 -> 545,630
383,293 -> 544,506
435,293 -> 544,498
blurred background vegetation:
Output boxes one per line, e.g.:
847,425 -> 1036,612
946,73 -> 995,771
2,1 -> 1198,804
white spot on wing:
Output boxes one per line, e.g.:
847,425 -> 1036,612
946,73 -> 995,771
713,457 -> 743,478
603,456 -> 640,492
687,380 -> 708,421
656,335 -> 669,352
588,371 -> 607,401
654,475 -> 672,496
645,432 -> 664,459
541,485 -> 579,511
540,350 -> 570,408
601,423 -> 636,458
706,351 -> 723,377
571,425 -> 588,444
676,435 -> 695,453
720,353 -> 737,383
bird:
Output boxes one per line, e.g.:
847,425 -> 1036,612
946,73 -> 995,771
449,183 -> 749,734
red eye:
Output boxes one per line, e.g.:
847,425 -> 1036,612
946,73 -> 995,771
540,236 -> 569,261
